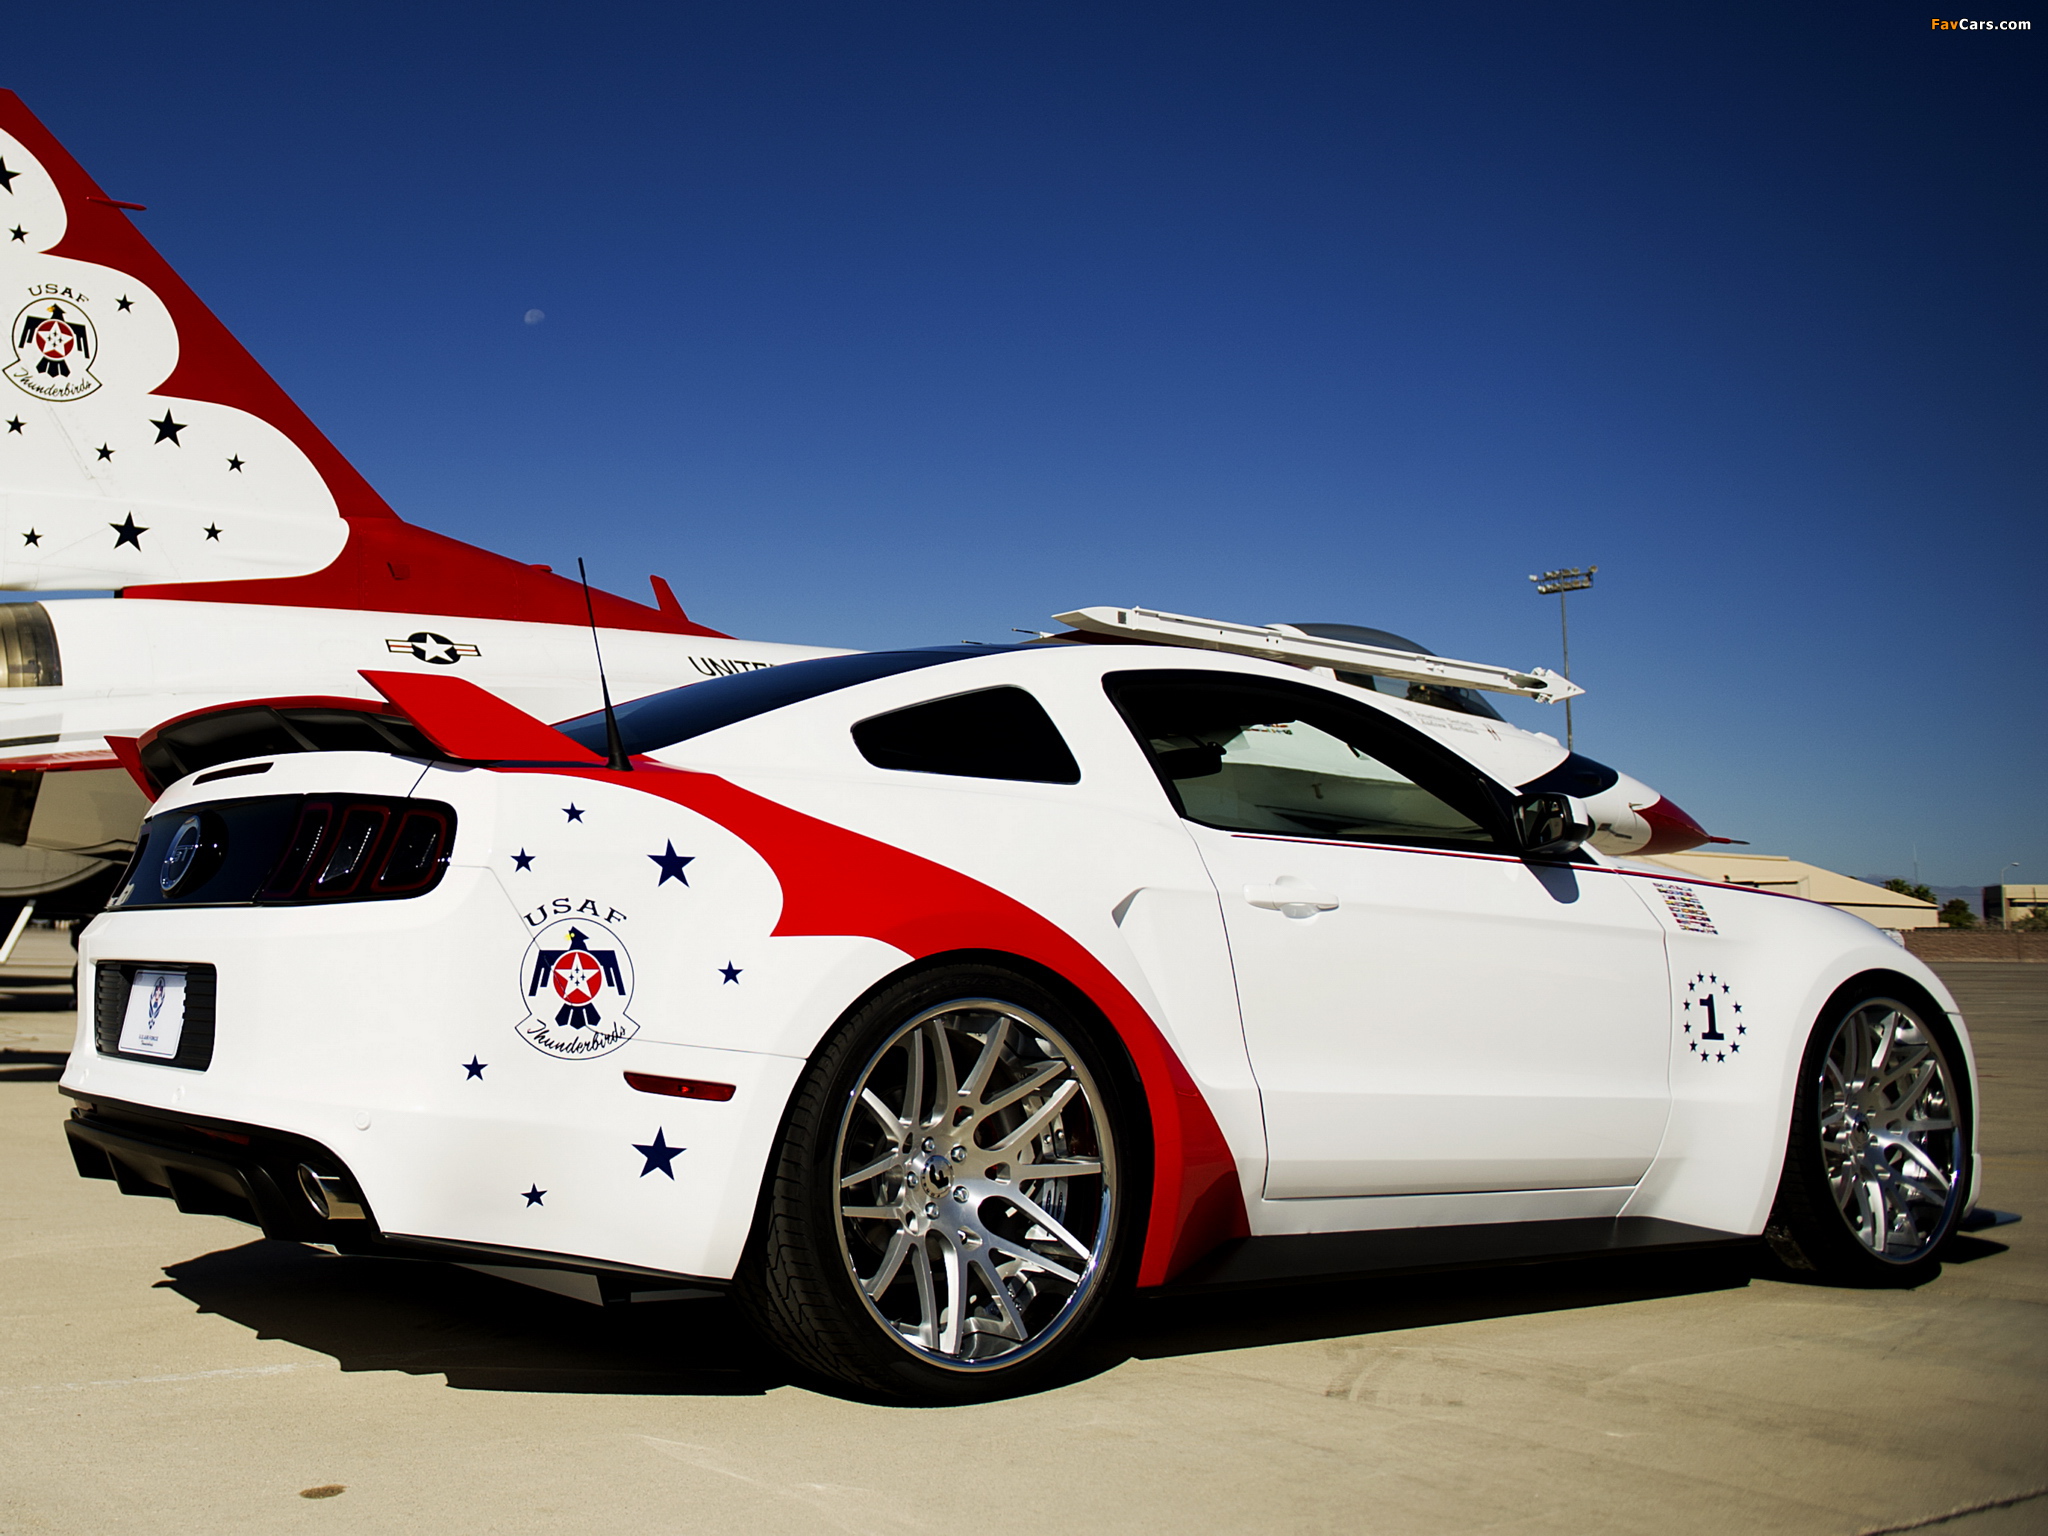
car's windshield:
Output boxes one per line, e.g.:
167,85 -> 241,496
555,647 -> 1009,756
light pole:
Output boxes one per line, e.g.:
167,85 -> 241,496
2001,861 -> 2020,928
1529,565 -> 1597,749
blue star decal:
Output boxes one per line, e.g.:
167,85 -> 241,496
511,849 -> 534,871
462,1057 -> 487,1079
649,842 -> 695,886
522,1185 -> 546,1206
563,804 -> 585,822
633,1128 -> 684,1179
719,962 -> 742,984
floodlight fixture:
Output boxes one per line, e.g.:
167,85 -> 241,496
1530,566 -> 1597,596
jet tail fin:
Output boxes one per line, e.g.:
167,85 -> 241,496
0,92 -> 718,636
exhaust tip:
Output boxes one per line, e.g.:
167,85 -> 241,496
296,1162 -> 367,1222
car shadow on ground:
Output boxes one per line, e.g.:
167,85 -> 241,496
1112,1234 -> 2013,1365
1113,1245 -> 1773,1364
160,1233 -> 2013,1403
158,1239 -> 787,1396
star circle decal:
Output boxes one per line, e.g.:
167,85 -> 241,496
203,524 -> 222,541
226,454 -> 243,472
95,443 -> 114,461
719,962 -> 742,984
462,1057 -> 487,1079
20,529 -> 37,546
562,804 -> 584,822
150,412 -> 187,445
511,849 -> 534,871
115,295 -> 133,312
110,513 -> 148,549
5,416 -> 22,434
1680,972 -> 1746,1065
522,1185 -> 546,1207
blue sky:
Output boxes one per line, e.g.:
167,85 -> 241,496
21,1 -> 2044,885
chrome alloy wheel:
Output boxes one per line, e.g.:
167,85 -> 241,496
833,999 -> 1117,1370
1818,998 -> 1963,1263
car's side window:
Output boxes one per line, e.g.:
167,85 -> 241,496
1106,671 -> 1507,849
852,686 -> 1081,785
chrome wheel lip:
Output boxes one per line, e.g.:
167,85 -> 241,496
832,997 -> 1117,1374
1818,997 -> 1965,1265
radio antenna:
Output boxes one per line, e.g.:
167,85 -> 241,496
577,558 -> 631,772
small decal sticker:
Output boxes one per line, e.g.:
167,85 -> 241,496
1682,972 -> 1747,1065
633,1128 -> 685,1179
1654,881 -> 1718,934
8,294 -> 101,401
517,917 -> 638,1059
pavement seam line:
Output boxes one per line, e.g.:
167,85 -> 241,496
1852,1484 -> 2048,1535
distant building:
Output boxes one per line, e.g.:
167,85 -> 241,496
1639,851 -> 1939,931
1983,884 -> 2047,930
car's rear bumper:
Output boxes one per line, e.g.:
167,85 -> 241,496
64,1093 -> 728,1298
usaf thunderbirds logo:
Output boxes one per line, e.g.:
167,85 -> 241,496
517,917 -> 639,1058
8,293 -> 101,401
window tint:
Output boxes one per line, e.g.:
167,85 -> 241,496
1107,672 -> 1508,849
853,687 -> 1080,784
556,647 -> 1010,757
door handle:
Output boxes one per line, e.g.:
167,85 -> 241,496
1244,883 -> 1339,917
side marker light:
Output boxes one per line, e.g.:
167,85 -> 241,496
623,1071 -> 736,1103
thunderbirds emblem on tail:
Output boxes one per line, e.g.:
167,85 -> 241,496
9,296 -> 99,400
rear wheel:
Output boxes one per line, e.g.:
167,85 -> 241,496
740,964 -> 1137,1400
1766,985 -> 1970,1284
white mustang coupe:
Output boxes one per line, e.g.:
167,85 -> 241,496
61,637 -> 1978,1399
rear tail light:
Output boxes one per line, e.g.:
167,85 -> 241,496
263,799 -> 450,904
374,809 -> 454,894
116,794 -> 456,910
310,805 -> 390,897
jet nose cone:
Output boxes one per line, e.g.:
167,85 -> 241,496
1637,795 -> 1710,855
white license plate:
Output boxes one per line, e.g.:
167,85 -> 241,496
118,970 -> 188,1059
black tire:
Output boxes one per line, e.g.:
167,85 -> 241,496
1765,979 -> 1972,1285
738,962 -> 1142,1401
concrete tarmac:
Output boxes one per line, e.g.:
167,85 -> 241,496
3,951 -> 2043,1535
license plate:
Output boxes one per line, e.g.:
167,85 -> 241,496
118,969 -> 188,1059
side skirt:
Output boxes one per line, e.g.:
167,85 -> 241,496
1166,1216 -> 1752,1290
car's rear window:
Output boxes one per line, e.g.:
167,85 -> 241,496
852,687 -> 1081,784
556,647 -> 1010,757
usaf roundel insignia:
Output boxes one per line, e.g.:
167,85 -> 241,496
8,297 -> 101,402
516,918 -> 638,1059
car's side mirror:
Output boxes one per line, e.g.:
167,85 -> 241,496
1514,792 -> 1594,859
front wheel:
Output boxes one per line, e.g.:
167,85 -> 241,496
1766,985 -> 1972,1284
739,964 -> 1139,1400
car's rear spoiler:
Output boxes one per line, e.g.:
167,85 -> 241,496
125,675 -> 608,798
